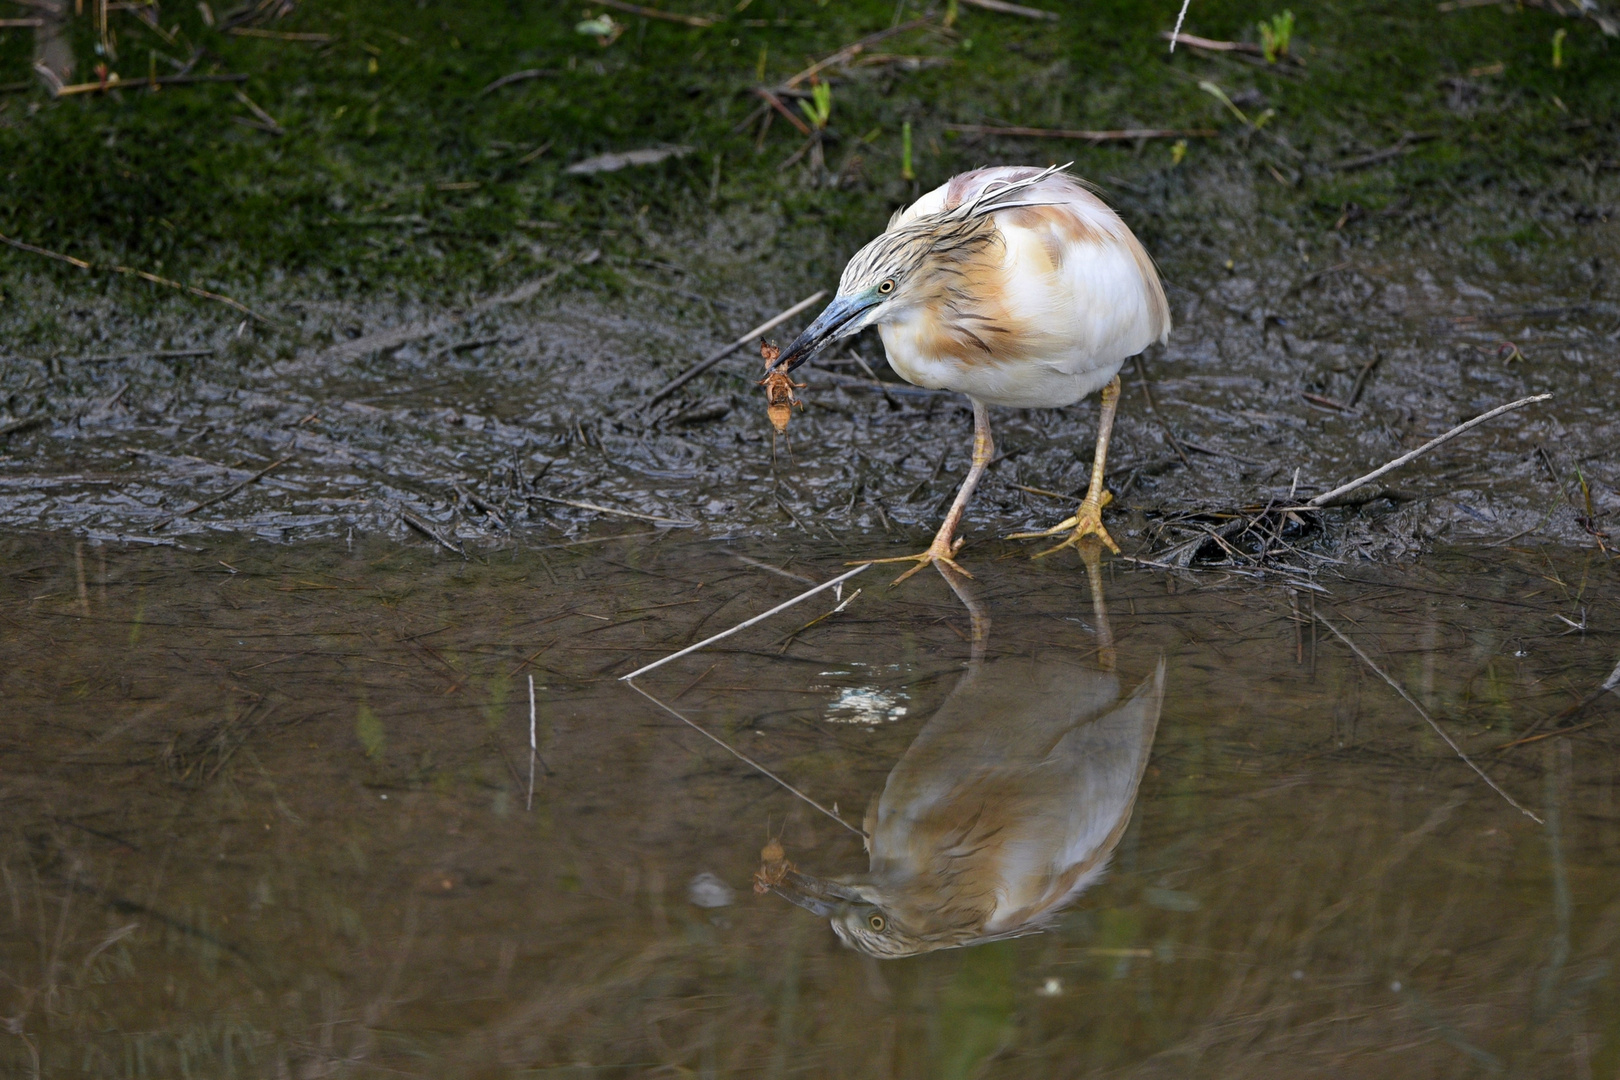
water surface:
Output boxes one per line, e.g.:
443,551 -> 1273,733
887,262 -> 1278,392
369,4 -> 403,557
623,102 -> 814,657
1,533 -> 1616,1077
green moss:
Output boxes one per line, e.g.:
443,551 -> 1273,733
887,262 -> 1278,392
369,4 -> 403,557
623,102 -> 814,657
1,0 -> 1614,302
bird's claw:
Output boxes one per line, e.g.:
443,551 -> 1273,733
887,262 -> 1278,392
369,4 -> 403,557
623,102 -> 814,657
854,536 -> 972,587
1009,491 -> 1121,558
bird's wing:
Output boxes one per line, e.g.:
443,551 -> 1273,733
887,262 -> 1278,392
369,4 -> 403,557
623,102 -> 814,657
983,659 -> 1166,933
992,193 -> 1172,360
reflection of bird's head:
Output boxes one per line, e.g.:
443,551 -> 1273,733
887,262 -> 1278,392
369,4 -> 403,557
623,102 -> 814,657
767,870 -> 999,958
765,655 -> 1165,960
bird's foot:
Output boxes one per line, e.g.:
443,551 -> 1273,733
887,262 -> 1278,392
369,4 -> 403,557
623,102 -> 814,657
855,535 -> 972,587
1008,491 -> 1121,558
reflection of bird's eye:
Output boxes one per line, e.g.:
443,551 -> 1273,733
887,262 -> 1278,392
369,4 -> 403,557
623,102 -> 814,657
878,279 -> 895,294
868,913 -> 886,932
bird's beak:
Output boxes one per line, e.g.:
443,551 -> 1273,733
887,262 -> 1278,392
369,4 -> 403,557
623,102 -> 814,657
767,868 -> 864,918
771,293 -> 877,374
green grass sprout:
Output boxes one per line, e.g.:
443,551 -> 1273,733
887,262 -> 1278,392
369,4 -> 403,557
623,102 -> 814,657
1259,11 -> 1294,63
800,80 -> 833,131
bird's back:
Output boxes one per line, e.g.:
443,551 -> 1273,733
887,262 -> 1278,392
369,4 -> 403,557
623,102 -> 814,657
877,167 -> 1170,408
867,655 -> 1165,941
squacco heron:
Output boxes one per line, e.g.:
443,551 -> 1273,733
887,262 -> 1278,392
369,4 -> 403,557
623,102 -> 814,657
761,586 -> 1164,958
770,163 -> 1170,582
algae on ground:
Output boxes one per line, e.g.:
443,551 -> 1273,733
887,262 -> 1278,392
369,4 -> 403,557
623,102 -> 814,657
0,0 -> 1615,315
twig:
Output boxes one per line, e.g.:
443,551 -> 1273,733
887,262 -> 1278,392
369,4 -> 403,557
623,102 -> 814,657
1330,133 -> 1439,172
527,674 -> 538,811
959,0 -> 1058,20
0,231 -> 275,323
643,290 -> 827,406
400,509 -> 466,556
1168,0 -> 1192,51
775,588 -> 862,651
1133,354 -> 1192,469
945,124 -> 1218,141
151,456 -> 291,529
592,0 -> 716,27
1161,30 -> 1264,55
1287,261 -> 1351,295
1315,612 -> 1542,824
479,68 -> 557,95
1347,352 -> 1382,408
1307,393 -> 1552,507
754,87 -> 813,137
626,681 -> 867,838
44,72 -> 249,96
0,232 -> 90,268
527,492 -> 696,526
234,88 -> 283,135
226,28 -> 333,41
1302,391 -> 1350,412
0,415 -> 49,438
619,563 -> 871,680
781,18 -> 931,89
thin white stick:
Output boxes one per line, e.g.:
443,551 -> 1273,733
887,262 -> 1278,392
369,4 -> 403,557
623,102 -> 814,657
1169,0 -> 1192,51
626,681 -> 867,838
527,674 -> 537,811
527,493 -> 697,526
645,289 -> 828,406
1315,613 -> 1542,824
1308,393 -> 1552,507
618,563 -> 871,681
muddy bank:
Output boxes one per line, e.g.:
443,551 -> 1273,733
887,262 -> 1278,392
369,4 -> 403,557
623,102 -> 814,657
2,193 -> 1616,564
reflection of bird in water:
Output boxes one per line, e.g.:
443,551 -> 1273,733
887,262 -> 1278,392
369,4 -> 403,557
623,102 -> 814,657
762,561 -> 1163,958
769,163 -> 1170,583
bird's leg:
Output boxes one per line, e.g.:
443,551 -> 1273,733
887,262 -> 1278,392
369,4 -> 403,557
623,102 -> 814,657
1008,375 -> 1123,557
862,398 -> 993,586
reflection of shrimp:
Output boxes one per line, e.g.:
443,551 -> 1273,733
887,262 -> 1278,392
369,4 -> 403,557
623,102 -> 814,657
758,340 -> 804,433
753,839 -> 793,894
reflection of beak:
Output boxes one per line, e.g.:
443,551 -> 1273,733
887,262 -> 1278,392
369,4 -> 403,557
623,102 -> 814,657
768,868 -> 863,917
770,294 -> 875,374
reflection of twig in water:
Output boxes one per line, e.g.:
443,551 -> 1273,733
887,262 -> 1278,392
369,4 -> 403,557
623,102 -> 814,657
618,563 -> 875,837
1313,612 -> 1542,824
625,682 -> 867,840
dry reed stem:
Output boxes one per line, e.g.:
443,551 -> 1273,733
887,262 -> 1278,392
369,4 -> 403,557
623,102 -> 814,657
1308,393 -> 1552,507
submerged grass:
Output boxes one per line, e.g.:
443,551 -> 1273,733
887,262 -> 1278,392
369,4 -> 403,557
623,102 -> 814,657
0,0 -> 1615,311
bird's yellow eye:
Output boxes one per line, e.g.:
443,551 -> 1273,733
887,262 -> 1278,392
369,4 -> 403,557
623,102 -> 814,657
868,913 -> 886,932
878,279 -> 895,294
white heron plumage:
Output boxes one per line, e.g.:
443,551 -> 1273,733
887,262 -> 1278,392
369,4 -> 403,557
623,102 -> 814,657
772,163 -> 1170,578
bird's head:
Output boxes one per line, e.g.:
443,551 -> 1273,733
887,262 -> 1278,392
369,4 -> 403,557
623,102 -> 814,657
765,865 -> 984,958
769,215 -> 994,375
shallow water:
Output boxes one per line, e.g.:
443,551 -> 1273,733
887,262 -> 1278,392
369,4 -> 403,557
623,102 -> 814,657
2,532 -> 1616,1077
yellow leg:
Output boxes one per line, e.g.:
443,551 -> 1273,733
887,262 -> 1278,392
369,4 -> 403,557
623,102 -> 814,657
859,398 -> 993,586
1008,374 -> 1123,557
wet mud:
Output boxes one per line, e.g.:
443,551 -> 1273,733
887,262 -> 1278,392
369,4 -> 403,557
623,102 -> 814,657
1,532 -> 1616,1076
2,187 -> 1617,566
